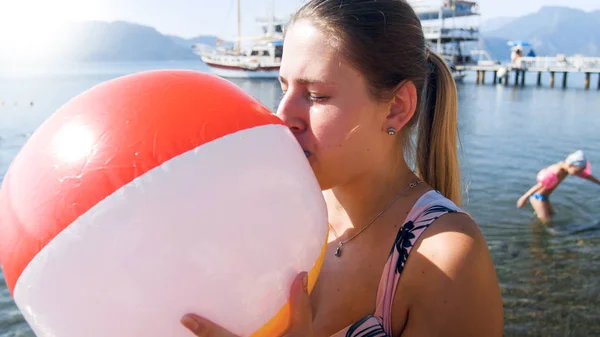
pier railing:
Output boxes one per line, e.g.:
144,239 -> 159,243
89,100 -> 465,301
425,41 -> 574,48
517,55 -> 600,72
422,26 -> 479,41
455,55 -> 600,89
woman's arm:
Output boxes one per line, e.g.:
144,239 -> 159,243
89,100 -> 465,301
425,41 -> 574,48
392,213 -> 504,337
582,174 -> 600,186
517,182 -> 543,208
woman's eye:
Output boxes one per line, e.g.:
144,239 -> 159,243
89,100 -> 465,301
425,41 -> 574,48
308,94 -> 329,102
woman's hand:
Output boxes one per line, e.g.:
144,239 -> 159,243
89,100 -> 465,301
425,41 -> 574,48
516,196 -> 528,208
181,272 -> 315,337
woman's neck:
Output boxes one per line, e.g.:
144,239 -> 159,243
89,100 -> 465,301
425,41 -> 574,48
325,159 -> 420,241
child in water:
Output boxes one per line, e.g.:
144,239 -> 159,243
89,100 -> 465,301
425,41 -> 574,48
517,150 -> 600,223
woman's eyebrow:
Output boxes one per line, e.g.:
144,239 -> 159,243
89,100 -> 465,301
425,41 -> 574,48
279,75 -> 336,87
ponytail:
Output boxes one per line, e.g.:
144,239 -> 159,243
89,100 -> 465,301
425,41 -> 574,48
416,50 -> 462,206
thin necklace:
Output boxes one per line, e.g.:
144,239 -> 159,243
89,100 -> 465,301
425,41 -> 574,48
329,180 -> 422,257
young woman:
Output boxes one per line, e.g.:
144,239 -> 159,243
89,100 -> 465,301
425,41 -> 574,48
517,150 -> 599,223
181,0 -> 504,336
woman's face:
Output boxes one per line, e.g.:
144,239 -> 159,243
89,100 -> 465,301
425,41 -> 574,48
567,164 -> 585,175
276,20 -> 395,190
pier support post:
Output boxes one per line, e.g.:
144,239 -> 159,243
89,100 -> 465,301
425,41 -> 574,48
481,71 -> 486,84
476,71 -> 480,84
504,72 -> 509,86
521,71 -> 526,87
598,73 -> 600,90
585,73 -> 590,90
550,72 -> 555,88
562,72 -> 568,89
493,71 -> 497,84
537,72 -> 542,86
514,70 -> 520,86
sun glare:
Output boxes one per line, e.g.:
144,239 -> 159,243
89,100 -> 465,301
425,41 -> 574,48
52,122 -> 96,164
0,0 -> 96,62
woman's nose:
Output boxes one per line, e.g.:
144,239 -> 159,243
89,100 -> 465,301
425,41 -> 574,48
276,94 -> 307,135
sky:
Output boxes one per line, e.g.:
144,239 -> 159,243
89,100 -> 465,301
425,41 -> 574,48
0,0 -> 599,41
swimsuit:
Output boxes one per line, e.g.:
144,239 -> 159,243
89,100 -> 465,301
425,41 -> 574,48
533,163 -> 593,202
530,193 -> 549,202
331,190 -> 466,336
536,168 -> 559,190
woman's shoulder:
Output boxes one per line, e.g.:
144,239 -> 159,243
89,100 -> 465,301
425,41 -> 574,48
550,161 -> 567,171
403,190 -> 490,287
404,190 -> 483,275
391,190 -> 485,302
411,210 -> 485,267
391,192 -> 503,336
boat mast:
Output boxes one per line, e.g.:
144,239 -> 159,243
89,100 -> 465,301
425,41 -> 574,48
236,0 -> 241,54
437,1 -> 443,52
268,0 -> 274,37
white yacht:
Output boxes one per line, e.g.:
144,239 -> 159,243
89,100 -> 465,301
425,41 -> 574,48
192,0 -> 284,79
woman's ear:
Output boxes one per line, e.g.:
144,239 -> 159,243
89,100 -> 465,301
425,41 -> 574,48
385,81 -> 418,133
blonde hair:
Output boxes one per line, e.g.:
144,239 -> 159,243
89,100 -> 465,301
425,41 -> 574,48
415,51 -> 461,205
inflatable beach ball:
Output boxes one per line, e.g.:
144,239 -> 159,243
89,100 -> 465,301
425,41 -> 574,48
0,70 -> 328,337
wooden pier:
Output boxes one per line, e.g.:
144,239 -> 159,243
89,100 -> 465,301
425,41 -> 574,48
455,55 -> 600,90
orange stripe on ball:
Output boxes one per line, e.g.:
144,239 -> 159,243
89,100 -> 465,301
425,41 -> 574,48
250,236 -> 328,337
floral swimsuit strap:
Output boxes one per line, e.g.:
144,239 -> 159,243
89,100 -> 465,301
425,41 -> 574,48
335,190 -> 467,337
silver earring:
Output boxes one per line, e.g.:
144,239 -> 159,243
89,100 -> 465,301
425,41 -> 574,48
387,127 -> 396,136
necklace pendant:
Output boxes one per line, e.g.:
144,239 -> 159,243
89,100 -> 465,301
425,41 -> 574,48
334,243 -> 342,257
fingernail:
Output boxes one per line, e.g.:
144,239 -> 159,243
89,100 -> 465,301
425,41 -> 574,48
302,273 -> 308,293
181,315 -> 200,333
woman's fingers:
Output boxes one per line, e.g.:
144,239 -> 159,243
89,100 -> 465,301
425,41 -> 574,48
287,272 -> 314,336
181,272 -> 314,337
181,314 -> 239,337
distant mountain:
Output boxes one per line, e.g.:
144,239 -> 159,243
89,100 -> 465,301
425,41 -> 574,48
167,35 -> 197,49
482,6 -> 600,59
479,37 -> 513,62
480,17 -> 515,33
62,21 -> 199,61
168,35 -> 234,50
0,21 -> 226,64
